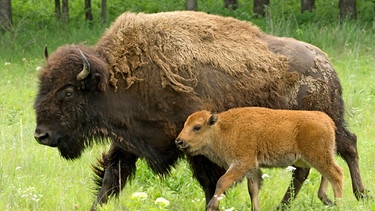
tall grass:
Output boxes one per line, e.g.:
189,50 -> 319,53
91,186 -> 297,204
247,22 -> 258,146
0,0 -> 374,210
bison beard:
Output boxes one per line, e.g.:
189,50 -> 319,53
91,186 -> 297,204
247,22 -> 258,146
34,11 -> 366,210
58,136 -> 86,160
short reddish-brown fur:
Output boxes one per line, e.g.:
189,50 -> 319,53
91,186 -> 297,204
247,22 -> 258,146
176,107 -> 343,211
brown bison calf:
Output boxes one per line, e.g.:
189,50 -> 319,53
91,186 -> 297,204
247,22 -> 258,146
176,107 -> 343,211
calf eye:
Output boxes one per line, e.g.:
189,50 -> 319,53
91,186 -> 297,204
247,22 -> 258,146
193,125 -> 201,132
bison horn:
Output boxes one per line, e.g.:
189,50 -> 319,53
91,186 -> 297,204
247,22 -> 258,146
76,48 -> 91,81
44,45 -> 49,60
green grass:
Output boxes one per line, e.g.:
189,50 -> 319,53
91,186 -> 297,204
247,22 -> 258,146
0,1 -> 374,210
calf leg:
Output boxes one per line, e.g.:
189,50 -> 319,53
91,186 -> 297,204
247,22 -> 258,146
336,128 -> 367,200
91,145 -> 138,211
278,167 -> 310,209
318,176 -> 333,205
247,169 -> 263,211
320,166 -> 343,205
305,151 -> 344,205
207,164 -> 249,211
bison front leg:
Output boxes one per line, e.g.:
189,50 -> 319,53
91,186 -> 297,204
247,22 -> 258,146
187,155 -> 226,206
336,129 -> 367,200
91,145 -> 138,210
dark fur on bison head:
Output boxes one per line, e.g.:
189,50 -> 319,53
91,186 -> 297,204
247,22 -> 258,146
34,45 -> 109,159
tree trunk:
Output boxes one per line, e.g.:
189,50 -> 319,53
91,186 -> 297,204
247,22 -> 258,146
101,0 -> 107,24
0,0 -> 12,33
339,0 -> 356,19
62,0 -> 69,24
224,0 -> 238,10
55,0 -> 61,21
301,0 -> 315,13
253,0 -> 270,17
85,0 -> 93,22
185,0 -> 198,11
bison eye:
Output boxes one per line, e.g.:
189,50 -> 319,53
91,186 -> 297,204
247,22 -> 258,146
57,85 -> 76,102
193,125 -> 201,132
63,87 -> 75,100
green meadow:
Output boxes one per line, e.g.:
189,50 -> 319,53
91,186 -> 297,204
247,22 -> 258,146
0,0 -> 374,210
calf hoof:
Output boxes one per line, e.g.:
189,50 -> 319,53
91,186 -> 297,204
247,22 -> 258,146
206,198 -> 220,211
334,198 -> 343,208
318,192 -> 333,206
320,197 -> 333,206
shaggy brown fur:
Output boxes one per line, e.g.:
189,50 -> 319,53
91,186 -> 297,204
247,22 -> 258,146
95,11 -> 296,93
176,107 -> 343,211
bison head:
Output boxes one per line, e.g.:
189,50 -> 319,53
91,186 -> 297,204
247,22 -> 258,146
34,45 -> 109,159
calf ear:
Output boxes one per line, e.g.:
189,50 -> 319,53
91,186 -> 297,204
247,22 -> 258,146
208,114 -> 218,126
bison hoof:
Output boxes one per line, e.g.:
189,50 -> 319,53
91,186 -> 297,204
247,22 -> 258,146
274,203 -> 291,211
355,189 -> 372,201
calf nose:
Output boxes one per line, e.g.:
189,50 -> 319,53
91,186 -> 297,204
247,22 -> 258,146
175,138 -> 187,149
175,138 -> 183,146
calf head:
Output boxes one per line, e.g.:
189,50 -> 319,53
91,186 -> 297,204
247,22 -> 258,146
175,110 -> 218,155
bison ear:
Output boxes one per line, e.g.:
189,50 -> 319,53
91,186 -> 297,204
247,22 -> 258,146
91,72 -> 108,91
208,114 -> 218,126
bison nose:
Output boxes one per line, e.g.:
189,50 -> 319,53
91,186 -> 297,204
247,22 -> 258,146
34,129 -> 49,144
34,127 -> 57,147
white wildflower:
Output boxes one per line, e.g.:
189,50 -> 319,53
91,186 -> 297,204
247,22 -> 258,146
286,166 -> 296,172
131,192 -> 148,200
5,62 -> 11,66
22,58 -> 27,62
16,166 -> 22,170
31,194 -> 43,202
214,194 -> 225,201
261,174 -> 270,179
18,186 -> 42,201
155,197 -> 170,207
36,66 -> 42,71
192,198 -> 201,202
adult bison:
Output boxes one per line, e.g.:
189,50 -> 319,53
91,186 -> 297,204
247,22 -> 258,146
34,11 -> 366,209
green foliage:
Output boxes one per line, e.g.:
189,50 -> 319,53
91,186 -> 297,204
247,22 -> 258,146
0,0 -> 374,210
2,0 -> 373,62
